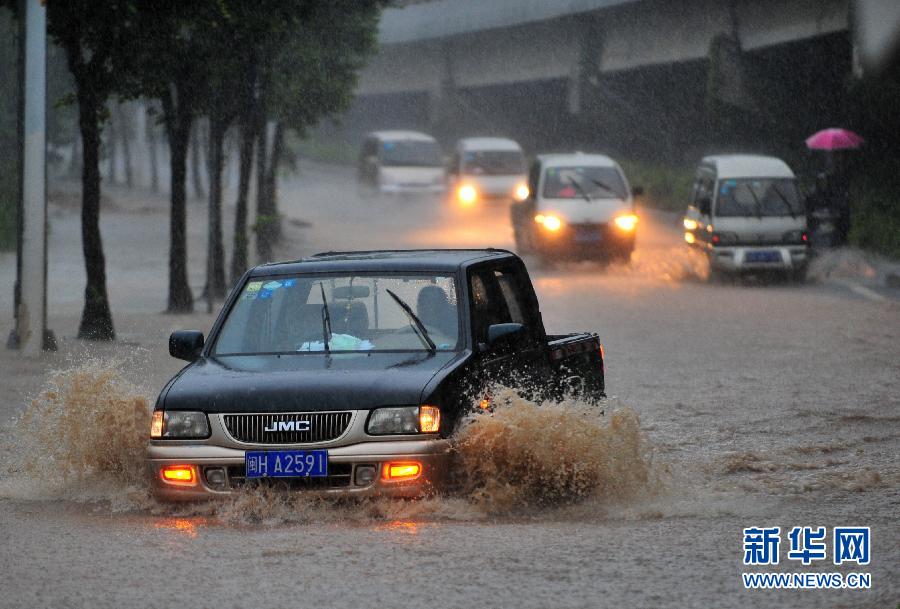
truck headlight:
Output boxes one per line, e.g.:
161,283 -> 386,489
150,410 -> 210,439
367,405 -> 441,435
514,183 -> 529,201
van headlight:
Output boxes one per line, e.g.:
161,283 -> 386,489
613,213 -> 639,231
150,410 -> 210,439
458,184 -> 477,205
514,183 -> 529,201
367,406 -> 441,435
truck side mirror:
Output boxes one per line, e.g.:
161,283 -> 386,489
632,186 -> 644,197
699,197 -> 712,216
487,323 -> 525,348
170,330 -> 205,362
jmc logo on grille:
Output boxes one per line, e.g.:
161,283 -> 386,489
264,420 -> 311,433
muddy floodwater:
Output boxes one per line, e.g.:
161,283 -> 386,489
0,164 -> 898,608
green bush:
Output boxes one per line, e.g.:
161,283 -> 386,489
618,160 -> 693,212
850,174 -> 900,259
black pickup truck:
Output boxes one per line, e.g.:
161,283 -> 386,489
149,249 -> 605,500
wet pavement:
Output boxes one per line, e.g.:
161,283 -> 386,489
0,163 -> 897,608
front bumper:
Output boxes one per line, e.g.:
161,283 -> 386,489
147,410 -> 450,501
534,222 -> 635,256
708,245 -> 809,272
148,439 -> 450,501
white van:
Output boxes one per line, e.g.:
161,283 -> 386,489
358,130 -> 446,195
683,155 -> 809,280
511,153 -> 640,261
447,137 -> 529,205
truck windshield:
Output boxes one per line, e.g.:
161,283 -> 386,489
542,166 -> 627,199
715,178 -> 804,217
462,150 -> 525,175
214,273 -> 460,355
379,140 -> 442,167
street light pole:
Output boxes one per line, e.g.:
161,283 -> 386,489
12,0 -> 54,354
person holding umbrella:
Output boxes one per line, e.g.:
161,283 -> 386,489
806,128 -> 865,246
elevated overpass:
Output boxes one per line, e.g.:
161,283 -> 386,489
333,0 -> 896,163
360,0 -> 849,108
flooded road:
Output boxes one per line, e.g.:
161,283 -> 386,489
0,163 -> 898,608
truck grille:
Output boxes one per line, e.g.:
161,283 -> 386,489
222,412 -> 352,444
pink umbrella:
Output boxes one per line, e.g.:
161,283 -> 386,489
805,128 -> 865,150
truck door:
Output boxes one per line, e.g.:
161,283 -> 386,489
468,261 -> 550,399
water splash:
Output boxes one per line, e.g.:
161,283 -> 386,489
453,388 -> 655,513
1,364 -> 659,523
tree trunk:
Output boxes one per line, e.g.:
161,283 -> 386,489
205,115 -> 227,304
119,103 -> 134,188
146,104 -> 159,193
256,121 -> 283,261
231,119 -> 255,284
162,89 -> 194,313
190,119 -> 205,201
266,121 -> 284,240
254,119 -> 270,261
76,92 -> 115,340
107,107 -> 118,185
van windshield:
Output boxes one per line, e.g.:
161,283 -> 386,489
214,273 -> 461,355
716,178 -> 804,217
462,150 -> 525,175
542,166 -> 627,199
380,140 -> 442,167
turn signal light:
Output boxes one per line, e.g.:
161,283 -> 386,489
382,462 -> 422,481
160,465 -> 197,486
419,405 -> 441,433
614,213 -> 639,231
150,410 -> 164,438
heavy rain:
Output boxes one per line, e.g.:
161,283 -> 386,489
0,1 -> 898,608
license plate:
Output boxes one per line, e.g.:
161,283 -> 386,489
244,450 -> 328,478
574,231 -> 601,243
745,251 -> 781,263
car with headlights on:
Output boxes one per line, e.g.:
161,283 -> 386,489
150,249 -> 606,500
447,137 -> 529,206
511,153 -> 641,262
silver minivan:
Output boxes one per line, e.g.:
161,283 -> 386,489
683,155 -> 809,280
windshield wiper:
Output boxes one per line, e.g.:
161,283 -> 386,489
737,183 -> 763,219
385,289 -> 436,352
566,176 -> 592,202
589,178 -> 618,197
318,282 -> 332,354
770,184 -> 797,219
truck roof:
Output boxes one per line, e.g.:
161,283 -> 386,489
701,154 -> 795,179
251,249 -> 516,276
457,137 -> 523,152
538,152 -> 619,168
368,130 -> 437,143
